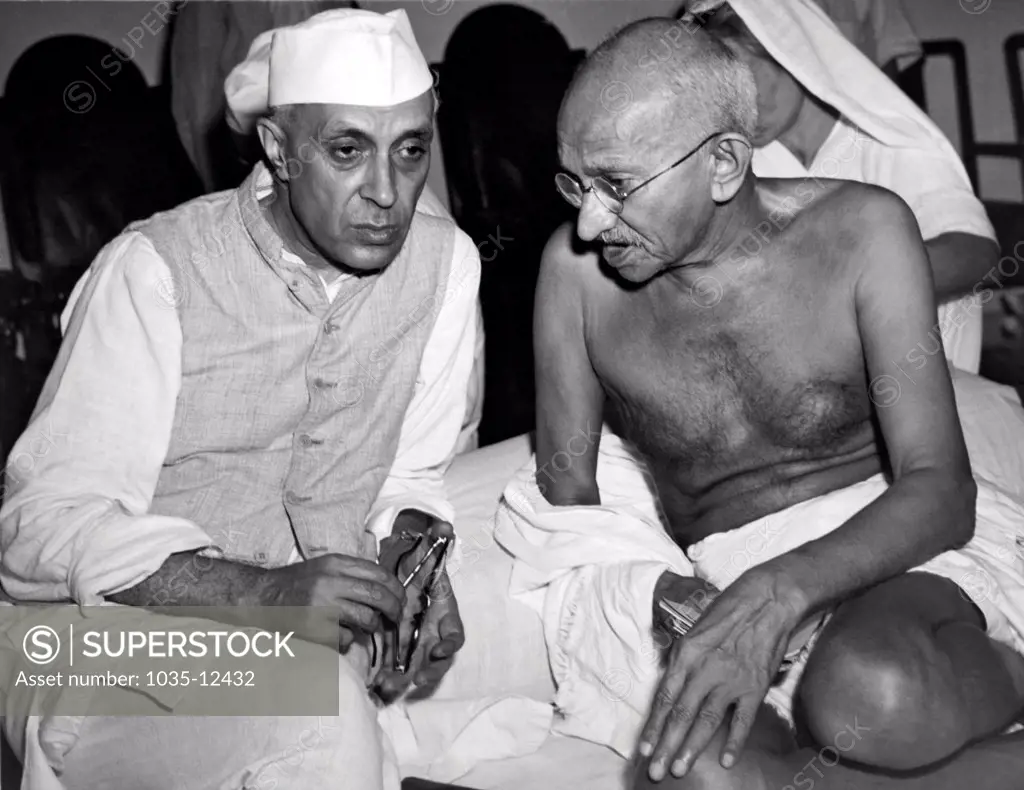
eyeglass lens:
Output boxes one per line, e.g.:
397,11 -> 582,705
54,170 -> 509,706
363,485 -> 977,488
554,174 -> 624,214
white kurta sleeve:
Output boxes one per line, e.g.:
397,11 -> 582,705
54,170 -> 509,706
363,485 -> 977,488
0,232 -> 213,604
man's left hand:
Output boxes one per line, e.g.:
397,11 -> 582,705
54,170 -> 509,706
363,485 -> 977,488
405,568 -> 465,692
639,568 -> 804,782
374,521 -> 465,701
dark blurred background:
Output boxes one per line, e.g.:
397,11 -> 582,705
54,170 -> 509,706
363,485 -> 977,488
1,0 -> 1023,465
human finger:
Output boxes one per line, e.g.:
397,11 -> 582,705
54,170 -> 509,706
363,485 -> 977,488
375,668 -> 414,702
427,519 -> 455,542
333,576 -> 405,624
430,610 -> 465,660
334,599 -> 385,634
638,644 -> 689,758
644,666 -> 712,781
322,555 -> 406,601
413,654 -> 454,690
720,694 -> 760,768
670,689 -> 732,777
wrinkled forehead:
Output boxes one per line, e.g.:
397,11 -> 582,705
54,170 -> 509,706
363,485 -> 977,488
557,90 -> 668,176
297,92 -> 435,140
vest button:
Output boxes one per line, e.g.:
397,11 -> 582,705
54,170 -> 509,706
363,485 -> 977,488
285,491 -> 310,505
299,434 -> 313,447
323,322 -> 338,335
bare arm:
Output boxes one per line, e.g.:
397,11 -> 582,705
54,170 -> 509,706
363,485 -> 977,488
926,231 -> 1000,303
771,192 -> 977,618
534,223 -> 606,506
109,547 -> 405,651
107,551 -> 267,608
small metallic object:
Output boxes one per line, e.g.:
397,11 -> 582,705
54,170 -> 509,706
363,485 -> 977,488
394,535 -> 450,673
400,535 -> 447,589
657,585 -> 720,638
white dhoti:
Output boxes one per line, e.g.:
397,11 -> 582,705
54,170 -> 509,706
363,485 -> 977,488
688,470 -> 1024,726
494,369 -> 1024,758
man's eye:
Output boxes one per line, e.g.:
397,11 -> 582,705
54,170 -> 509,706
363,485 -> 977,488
398,145 -> 427,162
332,146 -> 360,161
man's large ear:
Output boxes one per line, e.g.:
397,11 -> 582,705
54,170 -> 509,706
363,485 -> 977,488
256,113 -> 291,182
709,133 -> 752,204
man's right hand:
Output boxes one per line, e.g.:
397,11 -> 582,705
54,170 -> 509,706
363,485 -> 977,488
255,554 -> 406,651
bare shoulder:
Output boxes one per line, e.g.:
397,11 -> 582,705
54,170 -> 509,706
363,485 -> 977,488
836,180 -> 915,226
790,179 -> 923,276
778,175 -> 912,227
537,220 -> 605,301
812,179 -> 918,239
540,221 -> 597,276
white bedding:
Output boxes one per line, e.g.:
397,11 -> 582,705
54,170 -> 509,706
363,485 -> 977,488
430,434 -> 632,790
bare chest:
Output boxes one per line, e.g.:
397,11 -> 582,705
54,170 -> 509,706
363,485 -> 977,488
588,287 -> 872,487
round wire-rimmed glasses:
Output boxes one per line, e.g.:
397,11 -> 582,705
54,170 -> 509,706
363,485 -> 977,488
554,130 -> 723,214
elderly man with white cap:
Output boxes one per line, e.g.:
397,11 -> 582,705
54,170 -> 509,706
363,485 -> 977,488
0,9 -> 481,788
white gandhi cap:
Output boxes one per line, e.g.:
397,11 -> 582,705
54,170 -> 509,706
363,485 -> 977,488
225,8 -> 434,135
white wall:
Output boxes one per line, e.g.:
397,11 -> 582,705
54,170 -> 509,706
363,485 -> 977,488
0,0 -> 1022,270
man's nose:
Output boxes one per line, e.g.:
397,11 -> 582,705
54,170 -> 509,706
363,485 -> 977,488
361,157 -> 397,208
575,192 -> 617,242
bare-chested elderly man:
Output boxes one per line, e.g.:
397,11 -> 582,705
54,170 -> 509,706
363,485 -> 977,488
535,17 -> 1024,790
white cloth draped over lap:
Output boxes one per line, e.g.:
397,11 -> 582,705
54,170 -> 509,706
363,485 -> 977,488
493,426 -> 694,758
494,371 -> 1024,759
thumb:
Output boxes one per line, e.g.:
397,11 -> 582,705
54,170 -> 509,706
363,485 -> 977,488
433,611 -> 465,656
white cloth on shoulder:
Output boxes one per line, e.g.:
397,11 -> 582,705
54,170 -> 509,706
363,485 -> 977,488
494,369 -> 1024,758
810,0 -> 922,71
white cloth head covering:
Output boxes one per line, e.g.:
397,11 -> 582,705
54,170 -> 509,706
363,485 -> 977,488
687,0 -> 962,155
224,8 -> 433,134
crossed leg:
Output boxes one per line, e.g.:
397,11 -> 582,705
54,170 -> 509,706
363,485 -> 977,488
634,571 -> 1024,790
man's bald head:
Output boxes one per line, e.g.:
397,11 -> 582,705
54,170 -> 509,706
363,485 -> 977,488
560,16 -> 757,144
554,17 -> 760,285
